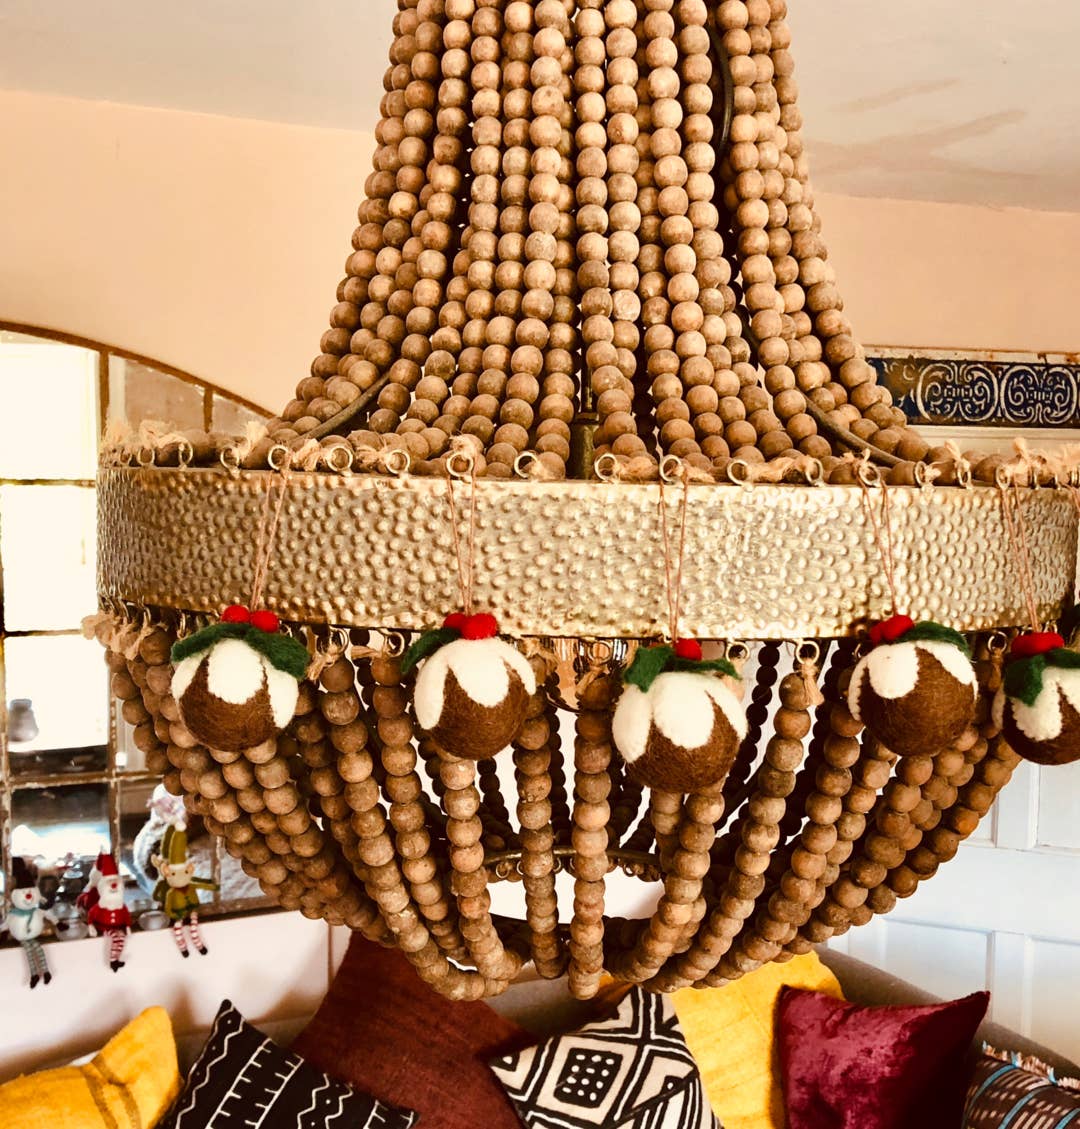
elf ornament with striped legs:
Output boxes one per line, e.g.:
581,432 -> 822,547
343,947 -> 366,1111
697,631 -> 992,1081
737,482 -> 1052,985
86,853 -> 132,972
152,821 -> 218,958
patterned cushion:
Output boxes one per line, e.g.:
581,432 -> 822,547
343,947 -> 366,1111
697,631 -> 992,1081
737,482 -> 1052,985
489,986 -> 720,1128
159,1000 -> 418,1129
965,1050 -> 1080,1127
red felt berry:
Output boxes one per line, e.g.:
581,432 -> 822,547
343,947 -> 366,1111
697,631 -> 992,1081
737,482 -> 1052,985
674,638 -> 703,661
222,604 -> 251,624
462,613 -> 499,640
443,612 -> 468,632
1011,631 -> 1065,659
879,614 -> 915,643
250,609 -> 280,633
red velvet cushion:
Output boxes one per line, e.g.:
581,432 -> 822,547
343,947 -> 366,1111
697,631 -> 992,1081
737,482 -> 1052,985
292,936 -> 533,1129
778,986 -> 990,1129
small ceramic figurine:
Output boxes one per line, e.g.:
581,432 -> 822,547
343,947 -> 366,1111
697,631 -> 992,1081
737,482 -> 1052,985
75,849 -> 112,917
4,858 -> 52,988
86,854 -> 132,972
152,821 -> 218,958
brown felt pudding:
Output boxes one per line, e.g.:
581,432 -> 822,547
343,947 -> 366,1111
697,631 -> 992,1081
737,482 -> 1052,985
849,640 -> 977,757
172,636 -> 302,752
992,661 -> 1080,766
613,670 -> 747,793
412,636 -> 537,760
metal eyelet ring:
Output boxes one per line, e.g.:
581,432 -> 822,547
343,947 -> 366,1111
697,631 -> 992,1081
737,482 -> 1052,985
513,451 -> 539,479
586,639 -> 614,666
994,465 -> 1011,490
794,639 -> 820,666
987,631 -> 1009,655
956,461 -> 973,489
659,454 -> 683,485
219,445 -> 241,472
384,447 -> 411,477
725,640 -> 751,665
593,452 -> 619,483
446,449 -> 474,480
267,444 -> 291,472
177,440 -> 194,468
325,444 -> 354,474
136,446 -> 156,468
804,459 -> 825,487
856,461 -> 883,488
726,458 -> 751,487
382,630 -> 408,658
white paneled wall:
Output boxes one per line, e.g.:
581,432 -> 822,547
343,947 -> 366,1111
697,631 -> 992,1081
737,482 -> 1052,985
831,758 -> 1080,1062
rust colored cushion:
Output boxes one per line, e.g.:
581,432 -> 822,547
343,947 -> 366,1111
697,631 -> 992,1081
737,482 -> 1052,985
291,935 -> 533,1129
778,986 -> 989,1129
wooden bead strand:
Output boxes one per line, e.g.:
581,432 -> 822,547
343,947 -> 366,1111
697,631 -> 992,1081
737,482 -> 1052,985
567,673 -> 616,999
513,660 -> 569,979
368,653 -> 469,960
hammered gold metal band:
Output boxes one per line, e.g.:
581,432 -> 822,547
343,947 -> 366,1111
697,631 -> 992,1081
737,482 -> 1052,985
97,467 -> 1077,639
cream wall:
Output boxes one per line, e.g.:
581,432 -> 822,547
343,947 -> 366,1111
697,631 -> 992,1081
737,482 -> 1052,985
1,89 -> 1079,420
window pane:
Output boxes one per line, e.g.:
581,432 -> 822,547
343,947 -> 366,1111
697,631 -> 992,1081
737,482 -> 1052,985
0,335 -> 98,479
0,485 -> 96,631
11,782 -> 109,864
5,634 -> 109,756
212,395 -> 267,435
108,356 -> 204,431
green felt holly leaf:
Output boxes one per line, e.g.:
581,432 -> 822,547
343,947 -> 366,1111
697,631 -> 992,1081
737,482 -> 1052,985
171,622 -> 310,680
401,627 -> 461,675
898,621 -> 972,659
1005,648 -> 1080,707
624,646 -> 740,692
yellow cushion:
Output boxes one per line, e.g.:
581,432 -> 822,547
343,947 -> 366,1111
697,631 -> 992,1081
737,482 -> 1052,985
672,951 -> 844,1129
0,1007 -> 181,1129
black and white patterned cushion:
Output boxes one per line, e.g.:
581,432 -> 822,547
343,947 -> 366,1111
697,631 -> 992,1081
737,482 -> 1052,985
490,987 -> 721,1128
160,1000 -> 418,1129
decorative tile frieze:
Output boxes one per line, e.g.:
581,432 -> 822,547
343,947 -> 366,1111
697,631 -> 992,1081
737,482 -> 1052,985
867,348 -> 1080,428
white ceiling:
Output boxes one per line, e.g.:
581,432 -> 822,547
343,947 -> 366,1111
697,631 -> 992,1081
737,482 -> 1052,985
2,0 -> 1078,212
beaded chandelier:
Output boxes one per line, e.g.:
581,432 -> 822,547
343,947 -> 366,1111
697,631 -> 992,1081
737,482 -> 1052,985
95,0 -> 1078,1000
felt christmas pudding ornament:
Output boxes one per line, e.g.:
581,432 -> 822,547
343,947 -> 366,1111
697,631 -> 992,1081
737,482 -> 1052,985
404,612 -> 536,759
612,639 -> 748,793
170,605 -> 309,751
993,631 -> 1080,765
848,615 -> 977,756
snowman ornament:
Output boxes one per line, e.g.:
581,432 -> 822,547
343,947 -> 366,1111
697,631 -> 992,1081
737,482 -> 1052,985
4,858 -> 52,988
612,639 -> 747,793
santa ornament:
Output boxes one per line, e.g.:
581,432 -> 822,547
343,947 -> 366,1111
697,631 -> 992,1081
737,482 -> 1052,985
75,848 -> 112,916
993,631 -> 1080,765
86,853 -> 132,972
152,821 -> 218,958
171,605 -> 309,751
404,612 -> 536,759
848,615 -> 977,756
4,858 -> 52,989
613,639 -> 747,793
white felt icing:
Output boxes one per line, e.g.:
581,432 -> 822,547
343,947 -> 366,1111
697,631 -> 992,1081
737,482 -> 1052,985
613,671 -> 748,763
413,636 -> 537,730
205,637 -> 266,704
171,651 -> 208,700
996,665 -> 1080,743
264,660 -> 301,729
849,639 -> 975,721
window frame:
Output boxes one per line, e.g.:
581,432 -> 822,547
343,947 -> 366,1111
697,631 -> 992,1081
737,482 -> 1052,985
0,320 -> 271,925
